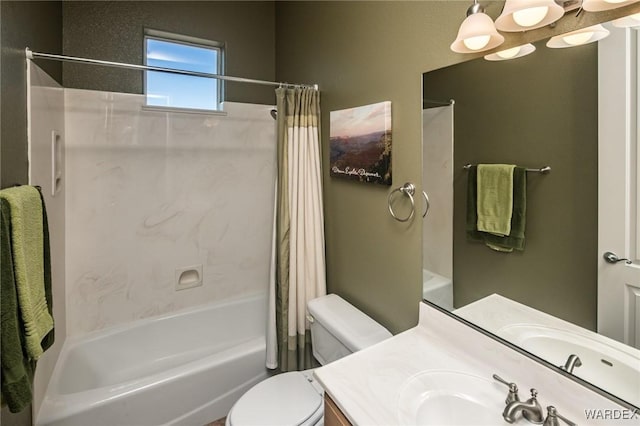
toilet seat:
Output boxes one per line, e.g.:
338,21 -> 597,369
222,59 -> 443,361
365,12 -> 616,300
227,371 -> 324,426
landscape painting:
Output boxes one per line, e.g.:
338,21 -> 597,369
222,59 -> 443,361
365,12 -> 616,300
330,101 -> 392,185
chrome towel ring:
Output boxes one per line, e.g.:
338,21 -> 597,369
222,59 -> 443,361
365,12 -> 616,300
422,191 -> 430,218
388,183 -> 416,222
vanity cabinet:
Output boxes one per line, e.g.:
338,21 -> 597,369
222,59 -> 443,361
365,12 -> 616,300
324,394 -> 352,426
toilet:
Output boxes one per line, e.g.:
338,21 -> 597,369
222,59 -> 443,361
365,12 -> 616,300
225,294 -> 392,426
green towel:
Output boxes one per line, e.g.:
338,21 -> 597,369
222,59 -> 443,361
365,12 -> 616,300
0,186 -> 53,360
1,199 -> 35,413
476,164 -> 516,236
467,166 -> 527,252
38,188 -> 55,352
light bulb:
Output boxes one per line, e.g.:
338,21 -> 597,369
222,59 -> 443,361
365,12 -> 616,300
563,31 -> 594,46
463,35 -> 491,50
496,46 -> 522,59
512,6 -> 549,27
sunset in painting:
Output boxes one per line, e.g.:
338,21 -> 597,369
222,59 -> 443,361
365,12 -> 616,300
329,101 -> 392,185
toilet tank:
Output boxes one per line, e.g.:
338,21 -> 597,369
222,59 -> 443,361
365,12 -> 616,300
307,294 -> 392,365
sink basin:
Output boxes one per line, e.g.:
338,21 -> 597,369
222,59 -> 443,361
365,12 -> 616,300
396,370 -> 507,425
498,324 -> 640,406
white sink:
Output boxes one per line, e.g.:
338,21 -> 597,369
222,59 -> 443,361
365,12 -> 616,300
396,370 -> 509,425
498,324 -> 640,406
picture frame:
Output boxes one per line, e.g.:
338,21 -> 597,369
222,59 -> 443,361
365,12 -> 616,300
329,101 -> 392,185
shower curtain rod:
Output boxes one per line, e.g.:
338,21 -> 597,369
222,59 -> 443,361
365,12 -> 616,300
25,48 -> 319,90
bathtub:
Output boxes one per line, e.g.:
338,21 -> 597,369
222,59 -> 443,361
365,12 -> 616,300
36,294 -> 269,426
422,268 -> 453,311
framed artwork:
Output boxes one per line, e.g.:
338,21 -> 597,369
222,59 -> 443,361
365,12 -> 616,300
329,101 -> 392,185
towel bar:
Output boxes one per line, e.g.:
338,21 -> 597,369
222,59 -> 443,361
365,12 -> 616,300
463,164 -> 551,174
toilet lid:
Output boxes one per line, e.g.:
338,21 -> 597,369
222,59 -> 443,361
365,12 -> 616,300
229,372 -> 323,426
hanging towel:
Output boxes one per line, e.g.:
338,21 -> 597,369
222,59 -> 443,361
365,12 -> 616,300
467,166 -> 527,252
0,186 -> 53,360
476,164 -> 516,236
1,199 -> 35,413
38,188 -> 55,352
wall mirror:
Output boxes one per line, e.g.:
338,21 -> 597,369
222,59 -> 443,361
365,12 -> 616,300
421,22 -> 639,408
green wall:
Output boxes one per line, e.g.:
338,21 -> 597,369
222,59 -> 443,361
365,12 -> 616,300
275,1 -> 484,333
424,41 -> 598,330
1,0 -> 62,190
3,0 -> 638,344
275,1 -> 640,334
62,1 -> 276,105
1,1 -> 62,421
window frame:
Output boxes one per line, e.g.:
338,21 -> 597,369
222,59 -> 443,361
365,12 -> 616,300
143,29 -> 225,112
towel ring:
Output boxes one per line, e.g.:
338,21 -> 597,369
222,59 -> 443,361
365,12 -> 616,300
422,191 -> 430,218
388,183 -> 416,222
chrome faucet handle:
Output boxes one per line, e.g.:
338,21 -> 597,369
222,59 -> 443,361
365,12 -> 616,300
523,389 -> 544,424
492,374 -> 520,404
543,406 -> 576,426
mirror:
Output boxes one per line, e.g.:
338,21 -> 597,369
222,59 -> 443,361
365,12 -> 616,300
422,24 -> 640,408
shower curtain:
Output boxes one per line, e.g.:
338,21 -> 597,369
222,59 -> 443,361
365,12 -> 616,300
266,87 -> 326,371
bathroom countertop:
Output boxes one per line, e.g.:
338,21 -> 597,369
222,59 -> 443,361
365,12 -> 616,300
313,302 -> 638,426
454,294 -> 639,358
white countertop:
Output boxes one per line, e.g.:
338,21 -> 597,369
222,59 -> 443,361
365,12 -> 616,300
454,293 -> 639,360
314,301 -> 638,425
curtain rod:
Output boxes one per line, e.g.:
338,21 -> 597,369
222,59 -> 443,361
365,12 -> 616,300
25,48 -> 318,90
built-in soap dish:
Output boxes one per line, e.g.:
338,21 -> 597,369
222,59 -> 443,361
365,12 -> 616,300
175,265 -> 203,291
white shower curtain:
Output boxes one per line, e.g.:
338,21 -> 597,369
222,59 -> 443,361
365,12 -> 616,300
266,87 -> 326,371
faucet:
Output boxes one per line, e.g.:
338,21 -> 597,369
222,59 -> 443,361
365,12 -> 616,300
492,374 -> 520,404
543,406 -> 576,426
560,354 -> 582,374
502,389 -> 545,424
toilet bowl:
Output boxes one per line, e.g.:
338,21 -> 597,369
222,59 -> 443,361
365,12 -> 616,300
225,294 -> 392,426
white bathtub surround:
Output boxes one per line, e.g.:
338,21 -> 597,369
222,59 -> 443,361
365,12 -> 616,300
314,302 -> 637,425
35,294 -> 268,426
422,268 -> 453,310
64,92 -> 276,336
27,62 -> 67,418
422,106 -> 453,281
271,88 -> 326,371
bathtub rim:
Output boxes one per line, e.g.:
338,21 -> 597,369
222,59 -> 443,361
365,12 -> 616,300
36,291 -> 269,425
64,290 -> 267,345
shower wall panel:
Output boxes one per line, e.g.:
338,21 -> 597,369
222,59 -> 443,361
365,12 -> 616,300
64,92 -> 276,337
28,61 -> 67,420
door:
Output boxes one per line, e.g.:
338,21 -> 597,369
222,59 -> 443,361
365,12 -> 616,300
598,25 -> 640,349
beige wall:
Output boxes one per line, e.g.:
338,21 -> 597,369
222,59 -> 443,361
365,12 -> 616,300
275,1 -> 640,334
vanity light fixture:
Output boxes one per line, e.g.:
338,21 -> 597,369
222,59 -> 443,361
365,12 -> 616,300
582,0 -> 640,12
612,12 -> 640,27
451,0 -> 505,53
546,24 -> 610,47
484,43 -> 537,61
495,0 -> 565,32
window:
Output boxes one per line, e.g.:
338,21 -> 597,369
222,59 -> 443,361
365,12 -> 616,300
144,30 -> 223,111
